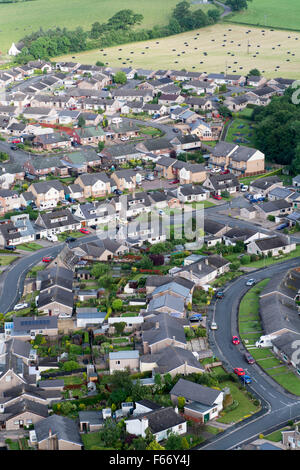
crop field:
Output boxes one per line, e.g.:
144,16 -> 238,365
0,0 -> 182,55
228,0 -> 300,31
56,23 -> 300,79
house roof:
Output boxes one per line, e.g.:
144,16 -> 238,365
170,378 -> 222,405
142,312 -> 187,346
35,414 -> 82,445
253,236 -> 290,251
141,345 -> 204,375
128,406 -> 185,433
258,199 -> 292,213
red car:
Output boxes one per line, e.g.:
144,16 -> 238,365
221,169 -> 230,175
42,256 -> 53,263
232,336 -> 240,345
212,194 -> 222,200
79,228 -> 90,234
233,368 -> 245,376
170,179 -> 180,184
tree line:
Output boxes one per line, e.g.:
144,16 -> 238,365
13,2 -> 221,64
252,87 -> 300,174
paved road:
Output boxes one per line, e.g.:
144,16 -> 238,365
0,234 -> 100,313
200,257 -> 300,450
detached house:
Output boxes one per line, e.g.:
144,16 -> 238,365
170,378 -> 224,424
28,180 -> 66,209
247,235 -> 296,257
74,172 -> 111,198
203,173 -> 239,196
126,406 -> 186,442
0,214 -> 35,247
111,169 -> 138,191
173,255 -> 230,286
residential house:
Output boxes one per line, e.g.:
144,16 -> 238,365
111,169 -> 138,192
34,414 -> 83,450
109,350 -> 140,374
170,378 -> 224,423
223,227 -> 268,246
140,345 -> 205,377
28,180 -> 66,209
74,172 -> 111,198
247,235 -> 296,257
250,176 -> 283,197
125,406 -> 186,442
203,173 -> 239,195
255,199 -> 293,220
177,184 -> 208,203
173,255 -> 230,286
0,214 -> 35,247
142,312 -> 188,354
35,209 -> 81,238
0,189 -> 22,213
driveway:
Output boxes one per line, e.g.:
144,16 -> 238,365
142,179 -> 178,191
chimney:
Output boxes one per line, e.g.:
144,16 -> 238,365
205,258 -> 209,265
173,335 -> 176,343
155,321 -> 159,329
49,428 -> 52,438
174,406 -> 179,414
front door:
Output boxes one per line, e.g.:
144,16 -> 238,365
203,413 -> 210,424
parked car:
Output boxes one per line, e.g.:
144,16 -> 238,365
146,174 -> 154,181
233,368 -> 245,376
210,321 -> 218,330
276,223 -> 289,231
79,228 -> 90,234
4,245 -> 16,251
240,185 -> 248,192
232,336 -> 240,345
14,302 -> 29,311
221,169 -> 230,175
215,291 -> 224,299
10,144 -> 17,150
246,279 -> 256,286
239,375 -> 252,384
42,256 -> 53,263
121,136 -> 129,141
170,179 -> 180,184
189,314 -> 203,322
66,237 -> 76,243
172,128 -> 179,133
244,352 -> 255,364
113,189 -> 123,195
212,194 -> 222,200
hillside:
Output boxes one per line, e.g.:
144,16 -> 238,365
0,0 -> 182,54
228,0 -> 300,31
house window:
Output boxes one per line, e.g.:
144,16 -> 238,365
116,361 -> 120,365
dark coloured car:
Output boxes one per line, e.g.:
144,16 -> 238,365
239,374 -> 252,384
4,245 -> 16,251
244,352 -> 255,364
215,291 -> 224,299
65,237 -> 76,243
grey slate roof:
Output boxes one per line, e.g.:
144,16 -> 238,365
141,345 -> 204,375
142,312 -> 187,346
170,378 -> 221,405
129,406 -> 185,434
35,414 -> 83,446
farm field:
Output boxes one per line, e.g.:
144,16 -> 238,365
56,23 -> 300,79
0,0 -> 216,56
228,0 -> 300,31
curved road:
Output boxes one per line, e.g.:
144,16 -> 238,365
201,257 -> 300,449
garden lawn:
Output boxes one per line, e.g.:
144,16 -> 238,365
249,348 -> 273,360
265,427 -> 290,442
243,246 -> 300,269
256,357 -> 282,369
216,380 -> 260,424
269,371 -> 300,395
0,255 -> 18,265
17,242 -> 43,251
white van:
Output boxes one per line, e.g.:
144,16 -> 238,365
46,234 -> 58,242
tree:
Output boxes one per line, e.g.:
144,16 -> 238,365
96,60 -> 104,66
165,432 -> 184,450
90,21 -> 104,39
114,322 -> 126,336
138,256 -> 154,270
146,440 -> 165,450
149,253 -> 164,266
218,105 -> 232,118
177,396 -> 186,410
114,71 -> 127,85
91,263 -> 109,279
78,115 -> 86,128
107,9 -> 143,31
98,141 -> 105,152
112,299 -> 123,311
249,68 -> 261,76
226,0 -> 252,12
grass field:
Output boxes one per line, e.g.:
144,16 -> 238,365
56,23 -> 300,79
0,0 -> 216,56
228,0 -> 300,31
